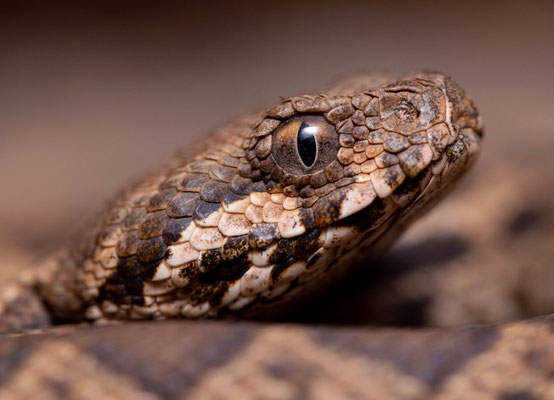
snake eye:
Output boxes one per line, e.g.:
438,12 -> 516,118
272,116 -> 339,175
297,122 -> 317,167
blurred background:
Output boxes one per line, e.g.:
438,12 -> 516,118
1,1 -> 553,326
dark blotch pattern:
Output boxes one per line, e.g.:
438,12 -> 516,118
500,390 -> 536,400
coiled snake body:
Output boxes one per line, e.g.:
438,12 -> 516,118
0,72 -> 552,399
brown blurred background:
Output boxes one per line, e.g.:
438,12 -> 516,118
0,1 -> 553,323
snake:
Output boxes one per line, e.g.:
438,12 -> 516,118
0,71 -> 552,399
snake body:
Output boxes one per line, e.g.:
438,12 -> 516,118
0,72 -> 552,399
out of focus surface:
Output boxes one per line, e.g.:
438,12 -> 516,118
0,1 -> 553,327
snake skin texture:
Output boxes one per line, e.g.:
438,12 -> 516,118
0,72 -> 552,399
0,316 -> 552,399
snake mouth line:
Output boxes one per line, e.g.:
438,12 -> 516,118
332,135 -> 476,246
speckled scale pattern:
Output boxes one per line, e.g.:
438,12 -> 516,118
75,71 -> 482,322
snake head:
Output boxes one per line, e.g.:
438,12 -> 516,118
242,71 -> 482,236
81,71 -> 483,320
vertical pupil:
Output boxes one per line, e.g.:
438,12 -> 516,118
297,122 -> 317,167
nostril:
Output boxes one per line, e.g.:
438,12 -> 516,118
473,126 -> 484,138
